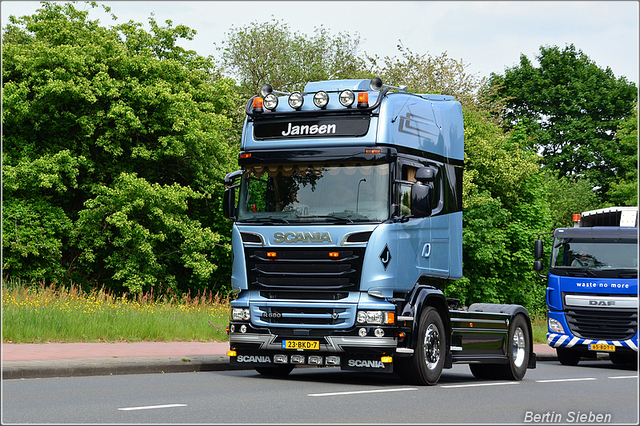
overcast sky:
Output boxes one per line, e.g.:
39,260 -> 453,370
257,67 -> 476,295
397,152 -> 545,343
2,1 -> 638,84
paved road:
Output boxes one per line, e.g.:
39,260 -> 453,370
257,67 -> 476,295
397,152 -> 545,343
3,341 -> 561,379
2,360 -> 637,424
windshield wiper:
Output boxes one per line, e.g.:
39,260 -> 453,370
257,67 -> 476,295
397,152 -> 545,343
241,217 -> 290,224
298,215 -> 354,223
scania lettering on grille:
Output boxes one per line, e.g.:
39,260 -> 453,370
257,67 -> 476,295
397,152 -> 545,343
237,355 -> 271,363
273,231 -> 332,243
348,359 -> 385,368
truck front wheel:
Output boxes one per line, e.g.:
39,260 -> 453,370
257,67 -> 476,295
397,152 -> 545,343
556,348 -> 580,366
255,365 -> 295,377
396,307 -> 445,386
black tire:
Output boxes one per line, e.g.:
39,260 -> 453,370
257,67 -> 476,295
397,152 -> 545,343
469,363 -> 499,379
396,307 -> 446,386
609,352 -> 638,366
557,348 -> 581,366
255,365 -> 295,377
496,314 -> 530,380
469,315 -> 530,381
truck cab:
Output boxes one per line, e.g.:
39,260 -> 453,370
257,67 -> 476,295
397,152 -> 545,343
224,78 -> 535,384
534,207 -> 638,365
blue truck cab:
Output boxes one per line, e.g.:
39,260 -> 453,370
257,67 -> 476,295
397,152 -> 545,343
224,78 -> 536,385
534,207 -> 638,365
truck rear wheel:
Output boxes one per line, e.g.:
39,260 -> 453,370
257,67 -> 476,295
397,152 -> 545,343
255,365 -> 295,377
469,314 -> 530,380
396,307 -> 445,386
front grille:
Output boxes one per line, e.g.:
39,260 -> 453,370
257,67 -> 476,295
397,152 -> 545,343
565,309 -> 638,340
255,304 -> 353,327
246,247 -> 364,293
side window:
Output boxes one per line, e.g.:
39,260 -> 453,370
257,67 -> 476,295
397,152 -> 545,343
399,165 -> 418,215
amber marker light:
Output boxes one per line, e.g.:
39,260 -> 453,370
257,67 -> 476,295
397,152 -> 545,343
357,92 -> 369,108
252,97 -> 264,112
573,213 -> 581,222
240,153 -> 252,159
365,149 -> 381,154
386,312 -> 395,324
328,252 -> 340,258
267,252 -> 277,258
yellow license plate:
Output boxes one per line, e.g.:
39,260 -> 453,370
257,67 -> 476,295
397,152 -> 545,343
589,343 -> 616,352
282,340 -> 319,350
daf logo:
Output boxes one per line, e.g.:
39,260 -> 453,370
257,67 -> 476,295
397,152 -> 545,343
273,231 -> 332,243
589,300 -> 615,306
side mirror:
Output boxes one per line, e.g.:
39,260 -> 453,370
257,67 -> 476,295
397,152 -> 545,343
534,239 -> 544,260
223,187 -> 236,220
533,260 -> 544,272
410,167 -> 436,217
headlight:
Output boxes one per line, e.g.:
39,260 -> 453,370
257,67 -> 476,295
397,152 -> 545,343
313,91 -> 329,108
288,92 -> 304,109
263,93 -> 278,110
339,89 -> 355,107
356,311 -> 394,325
231,307 -> 250,321
548,318 -> 564,333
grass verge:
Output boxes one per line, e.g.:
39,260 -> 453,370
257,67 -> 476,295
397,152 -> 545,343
2,281 -> 230,343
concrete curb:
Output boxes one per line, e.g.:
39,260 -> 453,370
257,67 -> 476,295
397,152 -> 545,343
3,351 -> 562,380
2,356 -> 243,380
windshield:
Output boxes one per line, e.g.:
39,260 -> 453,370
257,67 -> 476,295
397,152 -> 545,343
237,162 -> 390,223
550,238 -> 638,270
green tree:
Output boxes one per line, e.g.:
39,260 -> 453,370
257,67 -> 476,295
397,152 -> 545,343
608,104 -> 638,207
487,44 -> 637,202
367,44 -> 488,109
2,2 -> 240,294
217,17 -> 370,97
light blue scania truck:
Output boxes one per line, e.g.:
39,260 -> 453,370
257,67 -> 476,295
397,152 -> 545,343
534,207 -> 638,366
223,77 -> 536,385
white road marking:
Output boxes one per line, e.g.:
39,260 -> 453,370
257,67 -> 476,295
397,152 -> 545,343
308,387 -> 418,397
535,378 -> 597,383
118,404 -> 187,411
608,375 -> 638,379
440,381 -> 519,388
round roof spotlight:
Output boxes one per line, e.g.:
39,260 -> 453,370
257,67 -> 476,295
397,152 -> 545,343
370,77 -> 384,91
313,91 -> 329,108
339,89 -> 355,107
263,93 -> 278,111
288,91 -> 304,109
260,83 -> 274,97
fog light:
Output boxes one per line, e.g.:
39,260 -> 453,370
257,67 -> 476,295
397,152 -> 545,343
290,355 -> 305,364
374,328 -> 385,338
240,324 -> 247,333
274,354 -> 288,364
230,325 -> 235,333
308,356 -> 323,365
263,93 -> 278,110
549,318 -> 564,333
288,92 -> 304,109
313,90 -> 329,108
359,327 -> 368,337
326,356 -> 341,366
339,89 -> 355,107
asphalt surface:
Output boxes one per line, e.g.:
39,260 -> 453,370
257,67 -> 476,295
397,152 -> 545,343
2,341 -> 562,380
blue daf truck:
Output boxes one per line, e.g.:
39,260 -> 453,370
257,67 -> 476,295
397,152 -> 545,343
223,77 -> 536,385
534,207 -> 638,366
